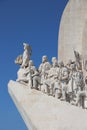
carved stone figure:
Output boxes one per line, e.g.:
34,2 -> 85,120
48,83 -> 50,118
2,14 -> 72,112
71,71 -> 85,106
15,43 -> 87,109
58,61 -> 64,79
66,59 -> 74,71
44,58 -> 60,96
16,67 -> 29,84
27,60 -> 41,89
27,60 -> 35,88
39,55 -> 51,83
74,90 -> 86,108
59,65 -> 70,101
15,55 -> 23,65
32,71 -> 41,90
51,57 -> 57,64
83,59 -> 87,71
67,63 -> 77,102
21,43 -> 32,68
74,72 -> 85,105
74,50 -> 82,71
53,80 -> 62,99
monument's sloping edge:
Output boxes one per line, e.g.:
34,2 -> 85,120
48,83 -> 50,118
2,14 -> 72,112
8,80 -> 36,130
8,80 -> 87,130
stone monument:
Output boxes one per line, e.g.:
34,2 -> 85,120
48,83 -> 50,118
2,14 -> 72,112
58,0 -> 87,64
8,1 -> 87,130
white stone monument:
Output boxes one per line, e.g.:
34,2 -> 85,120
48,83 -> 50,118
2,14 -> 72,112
8,1 -> 87,130
58,0 -> 87,63
8,80 -> 87,130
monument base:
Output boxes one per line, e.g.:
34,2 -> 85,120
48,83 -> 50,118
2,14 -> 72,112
8,80 -> 87,130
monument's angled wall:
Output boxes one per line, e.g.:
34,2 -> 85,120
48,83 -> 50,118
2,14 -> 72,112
58,0 -> 87,63
8,80 -> 87,130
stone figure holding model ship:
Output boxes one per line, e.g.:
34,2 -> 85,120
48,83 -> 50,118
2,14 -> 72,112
15,43 -> 32,68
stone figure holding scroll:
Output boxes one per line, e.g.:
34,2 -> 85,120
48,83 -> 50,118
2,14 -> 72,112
15,54 -> 23,65
15,43 -> 32,67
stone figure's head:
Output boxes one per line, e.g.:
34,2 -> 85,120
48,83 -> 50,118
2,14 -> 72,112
58,61 -> 64,68
70,63 -> 76,71
52,57 -> 57,63
63,67 -> 69,76
67,59 -> 73,66
42,55 -> 48,63
52,57 -> 58,67
29,60 -> 34,67
23,43 -> 30,50
53,61 -> 58,67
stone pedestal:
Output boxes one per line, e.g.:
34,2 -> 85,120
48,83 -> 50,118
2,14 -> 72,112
58,0 -> 87,63
8,80 -> 87,130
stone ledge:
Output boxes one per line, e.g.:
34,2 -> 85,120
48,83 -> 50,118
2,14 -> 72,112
8,80 -> 87,130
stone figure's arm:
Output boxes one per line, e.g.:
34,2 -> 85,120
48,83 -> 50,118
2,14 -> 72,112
68,72 -> 72,80
54,69 -> 59,78
23,70 -> 29,76
54,74 -> 58,79
38,64 -> 42,73
61,73 -> 69,80
47,62 -> 51,70
32,68 -> 39,77
58,73 -> 62,80
47,71 -> 53,78
32,72 -> 39,77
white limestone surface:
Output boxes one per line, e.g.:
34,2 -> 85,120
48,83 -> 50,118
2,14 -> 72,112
58,0 -> 87,63
8,80 -> 87,130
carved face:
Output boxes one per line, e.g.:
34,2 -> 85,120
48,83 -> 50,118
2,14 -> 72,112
53,61 -> 58,67
58,61 -> 64,68
70,63 -> 76,70
42,56 -> 47,63
52,57 -> 57,63
29,60 -> 34,66
23,43 -> 30,50
63,68 -> 69,76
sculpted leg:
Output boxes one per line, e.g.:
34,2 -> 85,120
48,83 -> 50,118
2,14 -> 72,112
33,76 -> 41,89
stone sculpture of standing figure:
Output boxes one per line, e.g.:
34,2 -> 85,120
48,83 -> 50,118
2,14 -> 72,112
44,57 -> 60,96
39,55 -> 51,84
21,43 -> 32,68
71,71 -> 85,107
27,60 -> 41,89
74,50 -> 82,71
58,62 -> 69,101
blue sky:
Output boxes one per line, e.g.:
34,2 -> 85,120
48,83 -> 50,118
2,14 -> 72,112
0,0 -> 68,130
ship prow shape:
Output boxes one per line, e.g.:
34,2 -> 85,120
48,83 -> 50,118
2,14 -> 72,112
8,80 -> 87,130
